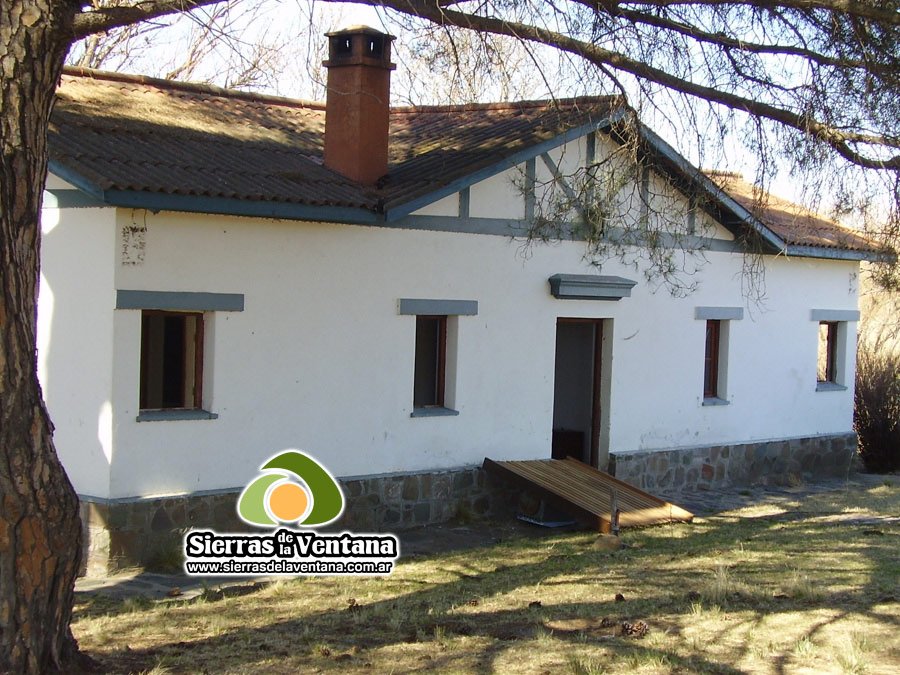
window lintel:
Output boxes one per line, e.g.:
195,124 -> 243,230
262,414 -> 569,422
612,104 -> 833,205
548,274 -> 636,301
398,299 -> 477,316
695,306 -> 743,321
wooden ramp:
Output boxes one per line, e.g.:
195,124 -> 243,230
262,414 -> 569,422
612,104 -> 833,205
484,457 -> 693,532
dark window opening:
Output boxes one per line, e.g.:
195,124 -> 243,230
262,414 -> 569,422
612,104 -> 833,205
366,36 -> 384,58
140,311 -> 203,410
703,319 -> 720,398
413,315 -> 447,408
331,36 -> 353,57
817,321 -> 838,383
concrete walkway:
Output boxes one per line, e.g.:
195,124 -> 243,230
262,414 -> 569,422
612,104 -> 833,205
74,472 -> 894,603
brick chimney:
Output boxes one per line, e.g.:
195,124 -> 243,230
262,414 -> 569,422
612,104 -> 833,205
323,26 -> 396,185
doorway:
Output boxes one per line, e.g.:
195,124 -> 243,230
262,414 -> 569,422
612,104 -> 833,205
552,319 -> 604,467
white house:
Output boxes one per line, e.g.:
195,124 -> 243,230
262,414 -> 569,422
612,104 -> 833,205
40,27 -> 882,572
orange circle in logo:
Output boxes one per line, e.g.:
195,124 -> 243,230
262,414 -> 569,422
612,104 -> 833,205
268,483 -> 309,522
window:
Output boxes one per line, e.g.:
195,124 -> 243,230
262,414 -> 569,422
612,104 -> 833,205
413,315 -> 447,409
703,319 -> 721,399
695,306 -> 741,405
817,321 -> 838,384
117,289 -> 243,421
399,298 -> 475,417
810,310 -> 858,391
140,311 -> 204,410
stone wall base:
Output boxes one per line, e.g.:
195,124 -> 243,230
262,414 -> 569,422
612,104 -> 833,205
79,433 -> 859,575
79,466 -> 517,576
609,433 -> 858,494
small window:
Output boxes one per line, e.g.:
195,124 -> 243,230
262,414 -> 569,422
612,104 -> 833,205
140,311 -> 204,410
696,307 -> 740,404
703,319 -> 721,399
817,321 -> 838,383
413,315 -> 447,409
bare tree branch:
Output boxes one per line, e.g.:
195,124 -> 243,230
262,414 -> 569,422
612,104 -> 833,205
365,0 -> 899,170
622,0 -> 900,26
587,4 -> 871,70
72,0 -> 225,39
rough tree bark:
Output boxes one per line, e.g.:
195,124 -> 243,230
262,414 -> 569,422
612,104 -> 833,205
0,0 -> 85,672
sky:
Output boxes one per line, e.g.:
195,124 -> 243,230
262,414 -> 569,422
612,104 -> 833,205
63,0 -> 889,225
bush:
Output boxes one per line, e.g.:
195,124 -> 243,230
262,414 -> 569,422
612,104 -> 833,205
855,341 -> 900,473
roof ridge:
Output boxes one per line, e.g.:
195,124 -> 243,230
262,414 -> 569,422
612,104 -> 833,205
59,68 -> 622,116
60,66 -> 326,111
391,95 -> 623,114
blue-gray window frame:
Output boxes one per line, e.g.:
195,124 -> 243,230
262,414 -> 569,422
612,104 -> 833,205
399,298 -> 477,418
117,290 -> 245,421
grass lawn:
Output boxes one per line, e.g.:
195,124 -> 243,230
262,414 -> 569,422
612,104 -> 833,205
73,481 -> 899,674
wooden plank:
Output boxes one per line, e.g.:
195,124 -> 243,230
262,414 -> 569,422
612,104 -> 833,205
482,458 -> 609,531
507,463 -> 612,515
483,457 -> 693,530
562,458 -> 694,521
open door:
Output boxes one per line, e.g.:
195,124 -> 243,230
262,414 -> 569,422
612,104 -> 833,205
552,319 -> 603,467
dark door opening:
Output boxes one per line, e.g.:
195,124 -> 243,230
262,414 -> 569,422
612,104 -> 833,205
552,319 -> 603,467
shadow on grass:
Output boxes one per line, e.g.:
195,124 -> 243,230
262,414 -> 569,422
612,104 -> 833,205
73,579 -> 276,621
83,551 -> 747,674
78,486 -> 898,674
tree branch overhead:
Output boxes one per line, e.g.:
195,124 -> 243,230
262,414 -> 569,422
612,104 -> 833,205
72,0 -> 224,38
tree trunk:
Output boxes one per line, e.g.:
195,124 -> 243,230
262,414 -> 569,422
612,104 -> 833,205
0,1 -> 84,672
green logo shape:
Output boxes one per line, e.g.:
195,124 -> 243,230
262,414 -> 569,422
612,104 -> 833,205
237,450 -> 344,527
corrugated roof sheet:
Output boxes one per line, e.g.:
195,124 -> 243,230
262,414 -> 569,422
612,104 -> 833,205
50,69 -> 616,213
51,70 -> 374,208
49,68 -> 881,256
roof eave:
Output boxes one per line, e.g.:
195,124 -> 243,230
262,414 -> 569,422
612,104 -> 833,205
784,245 -> 894,263
48,159 -> 106,201
48,160 -> 380,224
103,189 -> 380,225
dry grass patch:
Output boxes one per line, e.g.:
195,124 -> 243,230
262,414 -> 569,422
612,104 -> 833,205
74,482 -> 899,673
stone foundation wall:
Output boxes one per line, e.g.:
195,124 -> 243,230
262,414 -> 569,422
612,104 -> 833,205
79,465 -> 516,576
609,432 -> 857,494
79,432 -> 859,575
338,466 -> 515,531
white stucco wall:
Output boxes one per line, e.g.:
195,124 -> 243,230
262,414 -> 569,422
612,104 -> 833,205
98,209 -> 858,498
41,147 -> 861,500
469,170 -> 524,220
411,193 -> 458,217
38,200 -> 117,498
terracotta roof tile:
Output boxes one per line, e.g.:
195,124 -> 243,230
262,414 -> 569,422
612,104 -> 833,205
49,68 -> 880,257
50,70 -> 617,213
51,70 -> 372,208
706,172 -> 881,254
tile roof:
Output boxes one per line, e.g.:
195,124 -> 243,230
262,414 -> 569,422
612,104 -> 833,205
382,99 -> 617,210
49,68 -> 882,258
50,69 -> 370,208
50,69 -> 617,213
705,172 -> 881,254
